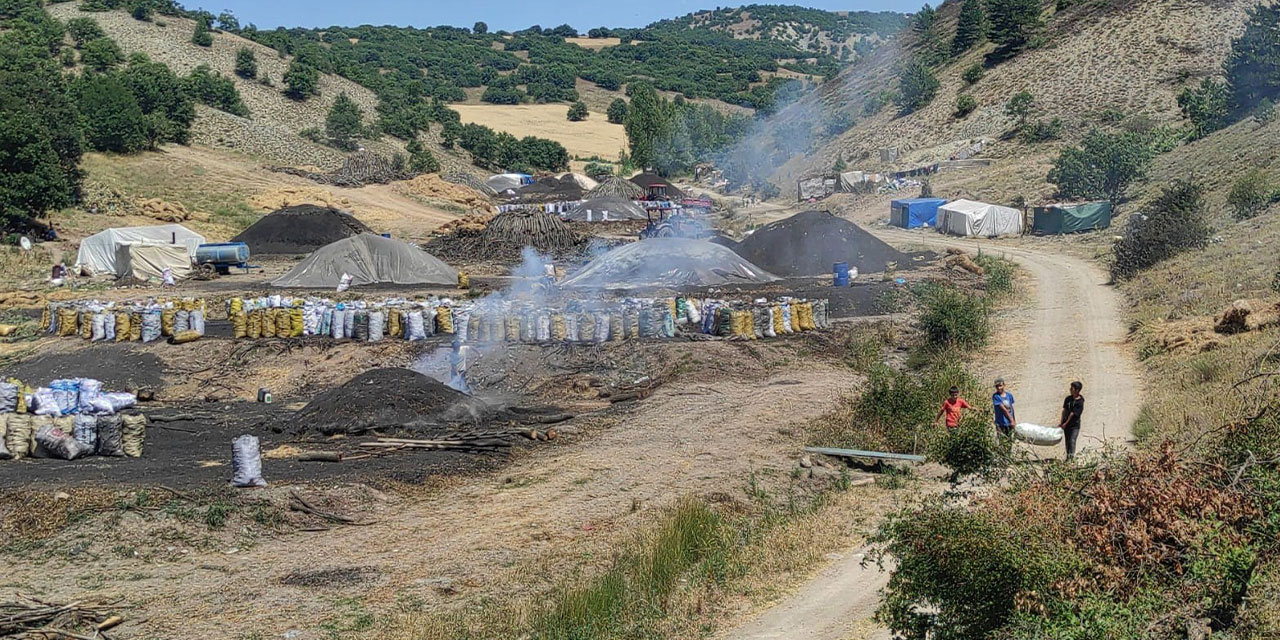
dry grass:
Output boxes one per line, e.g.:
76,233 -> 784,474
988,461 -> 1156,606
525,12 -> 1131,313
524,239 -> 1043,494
451,103 -> 627,168
564,37 -> 622,50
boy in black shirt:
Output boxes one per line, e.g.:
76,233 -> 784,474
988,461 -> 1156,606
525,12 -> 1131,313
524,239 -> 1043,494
1058,381 -> 1084,460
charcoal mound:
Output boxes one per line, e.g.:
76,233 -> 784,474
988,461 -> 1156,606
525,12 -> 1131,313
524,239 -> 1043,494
296,368 -> 484,435
233,205 -> 373,255
734,210 -> 909,276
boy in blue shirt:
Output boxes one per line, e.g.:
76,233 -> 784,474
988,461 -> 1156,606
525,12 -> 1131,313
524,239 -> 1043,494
992,378 -> 1015,448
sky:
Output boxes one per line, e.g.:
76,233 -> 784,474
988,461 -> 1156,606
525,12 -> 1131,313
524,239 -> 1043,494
199,1 -> 917,32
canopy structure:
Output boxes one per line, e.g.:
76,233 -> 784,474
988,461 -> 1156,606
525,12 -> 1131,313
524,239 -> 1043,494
561,238 -> 778,289
76,224 -> 205,276
937,199 -> 1024,237
272,233 -> 458,288
116,244 -> 193,281
565,196 -> 648,222
890,198 -> 946,229
1031,201 -> 1112,234
485,173 -> 532,192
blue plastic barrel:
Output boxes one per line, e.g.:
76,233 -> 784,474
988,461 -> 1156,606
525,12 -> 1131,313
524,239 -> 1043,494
195,242 -> 249,264
381,233 -> 392,238
833,262 -> 850,287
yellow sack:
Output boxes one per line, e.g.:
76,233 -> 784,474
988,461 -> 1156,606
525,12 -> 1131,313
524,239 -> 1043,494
229,297 -> 244,314
469,313 -> 483,341
7,377 -> 26,413
610,314 -> 623,341
180,299 -> 194,312
291,307 -> 304,337
40,306 -> 50,333
262,308 -> 277,338
771,305 -> 784,336
232,312 -> 247,339
579,313 -> 596,342
114,312 -> 130,342
56,309 -> 76,337
437,306 -> 454,334
550,314 -> 566,341
804,302 -> 817,330
458,271 -> 470,289
279,308 -> 295,337
122,414 -> 146,458
5,413 -> 32,459
129,312 -> 142,341
160,308 -> 176,336
169,330 -> 202,344
388,310 -> 402,338
247,309 -> 262,339
78,312 -> 92,339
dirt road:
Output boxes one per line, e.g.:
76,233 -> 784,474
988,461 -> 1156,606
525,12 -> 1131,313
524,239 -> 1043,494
722,229 -> 1142,640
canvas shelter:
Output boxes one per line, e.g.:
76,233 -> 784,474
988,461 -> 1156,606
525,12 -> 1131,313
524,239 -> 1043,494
1031,201 -> 1112,234
116,244 -> 193,281
565,196 -> 648,222
272,233 -> 458,288
890,198 -> 946,229
485,173 -> 533,192
76,224 -> 205,276
936,199 -> 1024,237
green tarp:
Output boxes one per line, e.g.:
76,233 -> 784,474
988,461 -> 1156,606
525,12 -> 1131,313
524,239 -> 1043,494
1032,201 -> 1112,234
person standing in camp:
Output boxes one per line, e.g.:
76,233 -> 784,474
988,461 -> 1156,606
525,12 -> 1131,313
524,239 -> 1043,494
992,378 -> 1016,446
1058,381 -> 1085,460
936,386 -> 971,429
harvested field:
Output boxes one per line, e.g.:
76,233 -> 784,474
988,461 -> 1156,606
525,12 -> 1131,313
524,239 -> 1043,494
232,204 -> 373,255
734,210 -> 910,276
452,104 -> 626,169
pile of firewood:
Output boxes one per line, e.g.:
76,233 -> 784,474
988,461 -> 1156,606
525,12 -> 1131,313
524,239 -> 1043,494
0,594 -> 122,637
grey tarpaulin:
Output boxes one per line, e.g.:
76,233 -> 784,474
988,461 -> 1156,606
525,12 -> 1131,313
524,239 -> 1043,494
561,238 -> 779,289
272,233 -> 459,288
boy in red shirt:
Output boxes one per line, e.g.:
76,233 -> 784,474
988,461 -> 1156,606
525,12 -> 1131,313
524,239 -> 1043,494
936,386 -> 971,428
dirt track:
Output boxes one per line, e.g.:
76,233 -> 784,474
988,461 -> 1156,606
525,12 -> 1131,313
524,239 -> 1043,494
721,228 -> 1143,640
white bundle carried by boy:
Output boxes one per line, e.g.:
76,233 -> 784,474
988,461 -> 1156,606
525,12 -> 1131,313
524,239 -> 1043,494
1014,422 -> 1064,446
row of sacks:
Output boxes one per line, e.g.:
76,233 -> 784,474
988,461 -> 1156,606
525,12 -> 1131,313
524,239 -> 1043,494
43,298 -> 208,343
1,377 -> 136,416
0,412 -> 146,460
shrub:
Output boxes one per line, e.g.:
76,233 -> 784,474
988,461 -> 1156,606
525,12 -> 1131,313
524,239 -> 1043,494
606,97 -> 628,124
191,19 -> 212,47
1111,179 -> 1210,279
283,60 -> 319,100
1256,98 -> 1277,125
1004,89 -> 1033,126
567,100 -> 588,121
182,64 -> 248,116
1272,267 -> 1280,293
1048,129 -> 1153,202
894,59 -> 939,115
1018,117 -> 1062,142
65,17 -> 104,48
917,282 -> 991,350
325,92 -> 363,150
974,253 -> 1015,296
234,47 -> 257,79
962,63 -> 984,84
583,161 -> 613,176
129,1 -> 151,20
59,46 -> 75,67
405,138 -> 439,173
954,94 -> 977,118
1227,168 -> 1271,220
73,72 -> 148,153
929,414 -> 1002,479
1225,4 -> 1280,115
480,85 -> 521,104
987,0 -> 1041,50
1178,78 -> 1230,139
80,37 -> 123,71
299,127 -> 323,144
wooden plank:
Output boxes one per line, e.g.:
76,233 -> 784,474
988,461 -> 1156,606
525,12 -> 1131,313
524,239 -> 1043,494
804,446 -> 926,463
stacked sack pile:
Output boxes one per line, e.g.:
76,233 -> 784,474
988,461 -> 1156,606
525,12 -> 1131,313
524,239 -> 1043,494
0,377 -> 146,461
226,295 -> 454,342
700,297 -> 830,339
44,298 -> 207,344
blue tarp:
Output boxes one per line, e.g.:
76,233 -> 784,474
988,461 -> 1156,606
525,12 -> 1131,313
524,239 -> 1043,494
890,198 -> 946,229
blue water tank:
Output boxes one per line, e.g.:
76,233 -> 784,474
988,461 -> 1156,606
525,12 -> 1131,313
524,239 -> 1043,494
833,261 -> 850,287
195,242 -> 250,264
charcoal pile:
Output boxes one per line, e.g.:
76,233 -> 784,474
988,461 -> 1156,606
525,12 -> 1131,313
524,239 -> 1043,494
232,205 -> 373,255
295,368 -> 485,436
585,176 -> 645,200
269,151 -> 413,188
734,210 -> 909,276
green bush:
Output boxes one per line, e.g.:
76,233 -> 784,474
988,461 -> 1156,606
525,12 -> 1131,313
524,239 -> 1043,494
59,46 -> 75,67
121,54 -> 195,145
129,1 -> 151,21
606,97 -> 627,124
191,19 -> 212,47
1177,78 -> 1229,138
954,94 -> 976,118
1227,168 -> 1271,220
1018,117 -> 1062,142
65,17 -> 104,48
582,160 -> 613,176
73,72 -> 148,153
1111,179 -> 1210,280
567,100 -> 588,121
405,138 -> 439,173
481,85 -> 522,104
283,60 -> 318,100
1047,129 -> 1153,203
929,415 -> 1001,479
1273,267 -> 1280,293
234,47 -> 257,79
916,282 -> 991,350
80,37 -> 123,71
974,253 -> 1015,297
325,92 -> 363,150
894,59 -> 939,114
182,64 -> 248,116
962,62 -> 984,84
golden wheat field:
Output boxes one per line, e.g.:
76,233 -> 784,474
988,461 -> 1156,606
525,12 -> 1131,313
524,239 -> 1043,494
451,104 -> 627,168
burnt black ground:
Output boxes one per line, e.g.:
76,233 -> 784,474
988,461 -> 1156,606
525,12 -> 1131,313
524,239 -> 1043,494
2,347 -> 166,390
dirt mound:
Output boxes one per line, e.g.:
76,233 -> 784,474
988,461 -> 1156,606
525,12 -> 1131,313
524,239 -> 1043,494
562,238 -> 779,289
138,198 -> 205,223
1214,298 -> 1280,334
249,187 -> 351,212
232,205 -> 373,255
734,211 -> 908,276
295,368 -> 481,435
394,174 -> 495,214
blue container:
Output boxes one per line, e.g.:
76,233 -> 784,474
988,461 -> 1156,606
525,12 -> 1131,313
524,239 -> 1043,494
195,242 -> 249,264
381,233 -> 392,238
833,261 -> 850,287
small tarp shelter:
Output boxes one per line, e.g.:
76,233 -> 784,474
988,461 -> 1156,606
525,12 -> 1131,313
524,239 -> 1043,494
272,233 -> 458,288
565,196 -> 648,222
1031,201 -> 1112,234
937,199 -> 1024,237
890,198 -> 946,229
76,224 -> 205,276
116,244 -> 193,281
485,173 -> 533,192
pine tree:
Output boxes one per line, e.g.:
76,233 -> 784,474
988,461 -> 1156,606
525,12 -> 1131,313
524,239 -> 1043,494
283,60 -> 319,100
567,100 -> 589,121
326,92 -> 363,150
624,84 -> 673,170
894,59 -> 940,114
405,138 -> 439,173
987,0 -> 1040,50
952,0 -> 986,54
191,18 -> 213,47
607,97 -> 628,124
1225,4 -> 1280,113
235,47 -> 257,79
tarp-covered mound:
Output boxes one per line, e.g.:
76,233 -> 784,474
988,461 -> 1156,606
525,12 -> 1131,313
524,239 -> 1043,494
272,233 -> 458,288
565,196 -> 648,222
562,238 -> 778,289
937,199 -> 1023,237
232,205 -> 372,255
734,211 -> 908,276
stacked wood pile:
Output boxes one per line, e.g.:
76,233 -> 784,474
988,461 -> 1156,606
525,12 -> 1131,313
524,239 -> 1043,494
0,595 -> 122,637
268,151 -> 413,188
483,210 -> 581,253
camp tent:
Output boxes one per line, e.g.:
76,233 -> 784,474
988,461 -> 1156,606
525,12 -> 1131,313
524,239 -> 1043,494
936,199 -> 1024,237
890,198 -> 946,229
485,173 -> 532,192
116,244 -> 193,281
565,196 -> 648,222
272,233 -> 458,288
1031,201 -> 1112,234
76,224 -> 205,276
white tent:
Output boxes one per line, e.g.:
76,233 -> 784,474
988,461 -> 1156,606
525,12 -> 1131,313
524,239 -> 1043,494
116,244 -> 194,281
936,199 -> 1024,237
76,224 -> 205,276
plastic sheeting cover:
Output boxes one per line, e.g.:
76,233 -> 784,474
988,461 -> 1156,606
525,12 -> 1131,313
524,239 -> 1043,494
936,199 -> 1024,237
561,238 -> 779,289
272,233 -> 459,288
115,243 -> 194,281
76,224 -> 205,275
564,196 -> 649,222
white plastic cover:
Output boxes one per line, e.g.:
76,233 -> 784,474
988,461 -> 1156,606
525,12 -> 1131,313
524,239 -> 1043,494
116,243 -> 194,281
75,224 -> 205,276
1014,422 -> 1064,446
937,199 -> 1024,237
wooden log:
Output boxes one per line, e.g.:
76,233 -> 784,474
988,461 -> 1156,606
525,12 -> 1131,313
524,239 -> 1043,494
97,615 -> 124,631
298,451 -> 343,462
